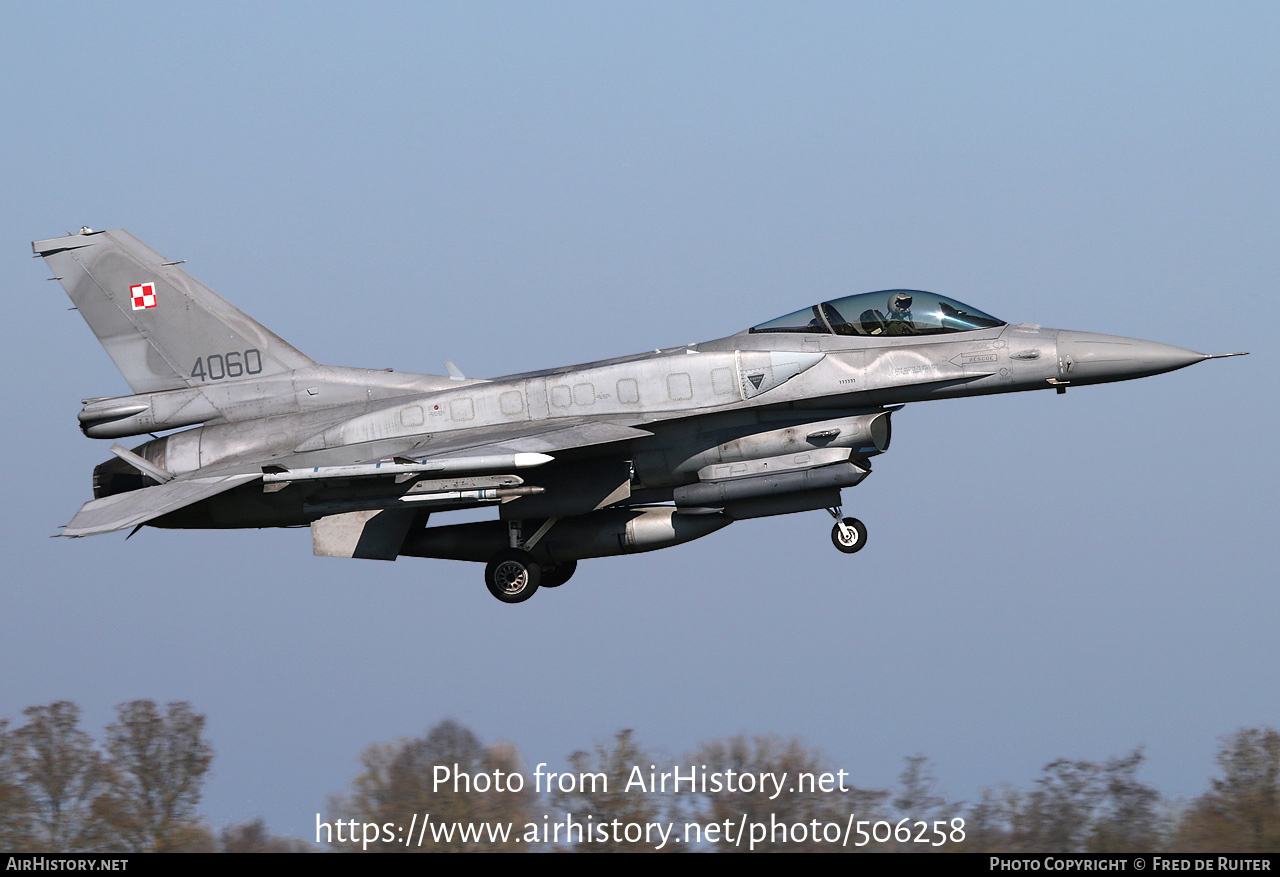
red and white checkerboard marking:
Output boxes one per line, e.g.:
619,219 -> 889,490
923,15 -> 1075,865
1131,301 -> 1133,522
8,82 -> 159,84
130,282 -> 157,310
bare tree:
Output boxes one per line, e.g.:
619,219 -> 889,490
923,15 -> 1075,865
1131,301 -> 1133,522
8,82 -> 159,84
976,749 -> 1163,853
1088,749 -> 1164,852
890,755 -> 951,851
337,718 -> 530,852
93,701 -> 213,851
0,719 -> 33,848
961,786 -> 1018,852
692,733 -> 887,852
8,702 -> 109,851
1174,728 -> 1280,852
552,729 -> 676,852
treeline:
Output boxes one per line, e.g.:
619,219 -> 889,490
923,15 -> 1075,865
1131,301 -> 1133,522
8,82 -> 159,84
0,701 -> 304,853
332,722 -> 1280,853
1,701 -> 1277,852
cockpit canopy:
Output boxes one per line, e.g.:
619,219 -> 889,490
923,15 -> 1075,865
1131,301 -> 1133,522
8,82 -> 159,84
749,290 -> 1005,337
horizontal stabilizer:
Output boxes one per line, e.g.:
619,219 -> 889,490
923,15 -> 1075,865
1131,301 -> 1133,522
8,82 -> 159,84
61,474 -> 260,537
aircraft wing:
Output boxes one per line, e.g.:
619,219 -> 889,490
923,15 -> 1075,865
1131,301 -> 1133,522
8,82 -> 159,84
61,474 -> 261,537
61,421 -> 654,538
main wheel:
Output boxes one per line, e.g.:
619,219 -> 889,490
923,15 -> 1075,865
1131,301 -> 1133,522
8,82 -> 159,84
831,517 -> 868,554
539,559 -> 577,588
485,549 -> 542,603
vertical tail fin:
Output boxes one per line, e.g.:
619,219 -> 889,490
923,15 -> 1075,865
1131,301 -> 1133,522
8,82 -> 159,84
34,229 -> 315,394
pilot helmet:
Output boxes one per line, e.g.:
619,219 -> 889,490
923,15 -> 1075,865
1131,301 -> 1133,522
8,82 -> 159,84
889,292 -> 913,313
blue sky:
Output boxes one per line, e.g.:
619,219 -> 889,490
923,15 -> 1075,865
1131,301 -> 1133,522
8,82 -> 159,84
1,2 -> 1275,840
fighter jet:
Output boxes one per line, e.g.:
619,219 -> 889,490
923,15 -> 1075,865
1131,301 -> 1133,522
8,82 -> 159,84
35,228 -> 1246,603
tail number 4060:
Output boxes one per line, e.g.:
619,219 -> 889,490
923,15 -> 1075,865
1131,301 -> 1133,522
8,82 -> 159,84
191,349 -> 263,381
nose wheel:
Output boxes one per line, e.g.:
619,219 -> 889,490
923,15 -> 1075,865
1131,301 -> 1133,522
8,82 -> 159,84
828,507 -> 867,554
485,548 -> 542,603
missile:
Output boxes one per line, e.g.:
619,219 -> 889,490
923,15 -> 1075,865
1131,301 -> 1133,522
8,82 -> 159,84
263,452 -> 554,483
302,485 -> 545,516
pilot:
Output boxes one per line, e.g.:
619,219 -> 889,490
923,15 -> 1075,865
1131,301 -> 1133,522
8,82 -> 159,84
885,292 -> 918,335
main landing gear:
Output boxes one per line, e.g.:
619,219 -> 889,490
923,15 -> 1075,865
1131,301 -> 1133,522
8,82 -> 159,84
827,507 -> 868,554
539,559 -> 577,589
484,518 -> 570,603
485,549 -> 541,603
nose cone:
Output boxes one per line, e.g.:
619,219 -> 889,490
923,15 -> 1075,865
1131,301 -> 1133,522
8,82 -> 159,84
1057,330 -> 1209,385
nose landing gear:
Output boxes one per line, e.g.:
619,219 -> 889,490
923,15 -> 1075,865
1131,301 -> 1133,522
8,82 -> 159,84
827,507 -> 868,554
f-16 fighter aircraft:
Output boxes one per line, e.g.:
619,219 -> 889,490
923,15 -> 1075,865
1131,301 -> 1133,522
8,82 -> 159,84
35,228 -> 1246,603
